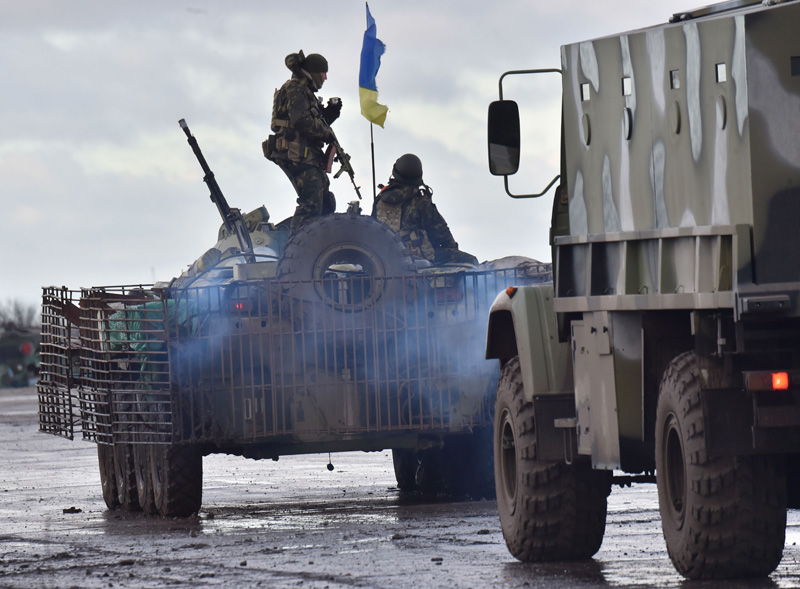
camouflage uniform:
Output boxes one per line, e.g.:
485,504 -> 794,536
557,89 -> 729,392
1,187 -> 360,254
264,52 -> 340,232
373,156 -> 478,265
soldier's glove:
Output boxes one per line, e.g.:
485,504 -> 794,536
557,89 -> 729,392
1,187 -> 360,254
322,97 -> 342,124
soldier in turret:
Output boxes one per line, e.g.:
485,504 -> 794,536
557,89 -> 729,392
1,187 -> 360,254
373,154 -> 478,266
264,51 -> 342,232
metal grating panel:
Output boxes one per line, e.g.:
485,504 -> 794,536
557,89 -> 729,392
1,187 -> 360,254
37,267 -> 551,449
37,287 -> 78,439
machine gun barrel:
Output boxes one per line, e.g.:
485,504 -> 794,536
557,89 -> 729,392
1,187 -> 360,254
179,119 -> 255,263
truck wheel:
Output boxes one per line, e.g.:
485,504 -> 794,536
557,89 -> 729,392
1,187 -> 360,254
392,448 -> 418,492
150,445 -> 202,517
134,444 -> 158,515
113,443 -> 141,511
495,356 -> 610,561
97,444 -> 120,509
276,214 -> 416,331
656,351 -> 786,579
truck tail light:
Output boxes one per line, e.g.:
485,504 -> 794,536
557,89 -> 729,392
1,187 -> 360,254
772,372 -> 789,390
744,371 -> 794,391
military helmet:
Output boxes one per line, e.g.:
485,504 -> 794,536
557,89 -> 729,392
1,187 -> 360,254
285,51 -> 328,74
392,154 -> 423,185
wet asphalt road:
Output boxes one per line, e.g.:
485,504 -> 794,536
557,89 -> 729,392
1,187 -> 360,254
2,386 -> 799,589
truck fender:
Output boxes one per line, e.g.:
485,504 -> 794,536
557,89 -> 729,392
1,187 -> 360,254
486,283 -> 573,401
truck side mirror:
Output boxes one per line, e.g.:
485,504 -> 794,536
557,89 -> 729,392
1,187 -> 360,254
488,100 -> 521,176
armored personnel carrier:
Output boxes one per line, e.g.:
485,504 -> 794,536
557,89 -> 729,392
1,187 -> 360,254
37,120 -> 551,516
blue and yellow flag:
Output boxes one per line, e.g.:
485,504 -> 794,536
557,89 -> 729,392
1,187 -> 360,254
359,4 -> 388,127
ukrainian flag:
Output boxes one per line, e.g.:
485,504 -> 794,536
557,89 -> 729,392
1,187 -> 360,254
359,4 -> 388,127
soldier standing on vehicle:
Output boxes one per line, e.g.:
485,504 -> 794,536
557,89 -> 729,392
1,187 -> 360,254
263,51 -> 342,232
373,154 -> 478,265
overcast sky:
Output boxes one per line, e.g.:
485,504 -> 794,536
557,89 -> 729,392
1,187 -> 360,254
1,0 -> 694,305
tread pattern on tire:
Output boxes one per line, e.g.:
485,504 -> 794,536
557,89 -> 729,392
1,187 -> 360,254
98,444 -> 120,510
495,356 -> 610,562
151,445 -> 203,518
277,213 -> 416,283
134,444 -> 158,515
276,214 -> 416,329
656,351 -> 786,579
113,443 -> 141,511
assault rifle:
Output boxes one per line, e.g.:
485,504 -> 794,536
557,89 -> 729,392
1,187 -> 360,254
323,120 -> 362,200
179,119 -> 255,263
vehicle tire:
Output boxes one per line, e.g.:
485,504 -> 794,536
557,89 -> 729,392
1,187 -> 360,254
433,429 -> 496,499
150,444 -> 203,517
495,356 -> 611,561
276,213 -> 416,332
134,444 -> 158,515
97,444 -> 120,510
113,443 -> 141,511
392,448 -> 418,492
655,351 -> 786,579
454,427 -> 496,500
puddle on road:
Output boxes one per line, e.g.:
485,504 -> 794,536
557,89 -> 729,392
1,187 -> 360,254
201,503 -> 401,534
89,494 -> 431,539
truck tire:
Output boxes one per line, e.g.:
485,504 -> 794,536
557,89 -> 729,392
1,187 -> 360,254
113,443 -> 141,511
656,351 -> 786,579
150,445 -> 202,517
276,214 -> 416,331
495,356 -> 610,561
98,444 -> 120,510
134,444 -> 158,515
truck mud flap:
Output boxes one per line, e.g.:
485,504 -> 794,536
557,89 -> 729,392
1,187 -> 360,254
701,388 -> 800,456
533,393 -> 577,462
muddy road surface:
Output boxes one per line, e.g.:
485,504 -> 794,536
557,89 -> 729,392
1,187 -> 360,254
2,386 -> 799,588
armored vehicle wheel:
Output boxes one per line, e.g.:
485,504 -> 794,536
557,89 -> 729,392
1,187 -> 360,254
453,427 -> 496,500
392,448 -> 418,492
656,351 -> 786,579
276,214 -> 416,332
113,443 -> 141,511
150,445 -> 202,517
97,444 -> 120,510
134,444 -> 158,515
495,356 -> 610,562
392,433 -> 495,499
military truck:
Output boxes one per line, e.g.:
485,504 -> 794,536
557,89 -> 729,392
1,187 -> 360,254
36,120 -> 551,517
485,0 -> 800,580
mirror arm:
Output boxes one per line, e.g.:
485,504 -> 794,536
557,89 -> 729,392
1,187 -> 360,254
504,174 -> 560,199
498,68 -> 562,99
495,68 -> 563,199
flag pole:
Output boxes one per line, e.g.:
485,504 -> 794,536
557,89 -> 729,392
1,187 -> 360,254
370,123 -> 376,202
368,3 -> 376,204
360,1 -> 385,204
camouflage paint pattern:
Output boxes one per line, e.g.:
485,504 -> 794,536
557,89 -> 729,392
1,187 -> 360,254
555,0 -> 800,317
